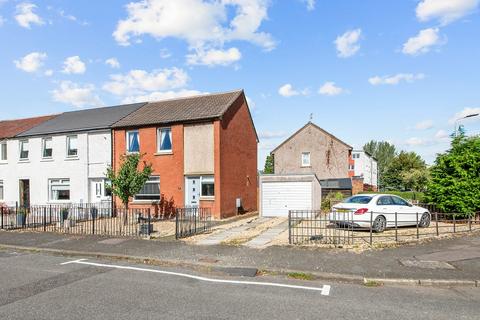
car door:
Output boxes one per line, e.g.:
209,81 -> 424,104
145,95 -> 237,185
391,196 -> 417,226
375,196 -> 395,226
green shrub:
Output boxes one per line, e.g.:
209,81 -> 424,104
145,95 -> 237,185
321,192 -> 344,211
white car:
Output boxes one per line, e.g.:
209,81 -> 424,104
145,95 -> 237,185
329,194 -> 431,233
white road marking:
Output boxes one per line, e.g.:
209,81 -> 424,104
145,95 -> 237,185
61,259 -> 331,296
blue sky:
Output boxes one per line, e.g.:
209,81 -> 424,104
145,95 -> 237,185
1,0 -> 479,166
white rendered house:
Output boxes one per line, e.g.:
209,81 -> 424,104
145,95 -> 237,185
0,103 -> 144,207
351,150 -> 378,188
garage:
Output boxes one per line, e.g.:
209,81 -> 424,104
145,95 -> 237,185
260,174 -> 321,217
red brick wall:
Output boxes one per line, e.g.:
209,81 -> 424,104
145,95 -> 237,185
112,125 -> 185,210
351,177 -> 364,195
218,96 -> 258,218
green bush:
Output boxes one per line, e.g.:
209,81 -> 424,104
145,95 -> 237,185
321,192 -> 344,212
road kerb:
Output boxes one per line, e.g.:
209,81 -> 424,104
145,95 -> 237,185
0,243 -> 478,288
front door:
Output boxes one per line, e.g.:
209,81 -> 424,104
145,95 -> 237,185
89,179 -> 104,203
19,179 -> 30,208
185,177 -> 201,207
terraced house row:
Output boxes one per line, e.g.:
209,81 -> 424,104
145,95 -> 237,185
0,90 -> 258,219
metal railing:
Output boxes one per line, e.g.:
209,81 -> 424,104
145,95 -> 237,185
175,207 -> 213,239
0,203 -> 154,238
289,206 -> 480,246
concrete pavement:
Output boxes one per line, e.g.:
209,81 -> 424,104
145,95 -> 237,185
1,250 -> 479,320
1,231 -> 480,286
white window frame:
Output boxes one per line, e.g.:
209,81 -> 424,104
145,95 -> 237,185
200,176 -> 215,199
134,176 -> 160,201
126,130 -> 140,154
157,127 -> 172,153
42,137 -> 53,159
48,179 -> 71,202
0,180 -> 4,201
301,152 -> 311,167
0,141 -> 7,161
66,135 -> 78,158
19,140 -> 29,160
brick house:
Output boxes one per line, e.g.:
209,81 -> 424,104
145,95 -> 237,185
111,90 -> 258,219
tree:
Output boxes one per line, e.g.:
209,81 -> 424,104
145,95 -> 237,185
363,140 -> 397,189
106,153 -> 153,210
263,154 -> 274,174
426,132 -> 480,215
383,151 -> 427,191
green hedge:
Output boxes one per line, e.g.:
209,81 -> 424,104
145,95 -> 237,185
359,191 -> 425,202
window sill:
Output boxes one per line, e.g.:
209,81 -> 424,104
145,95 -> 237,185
65,157 -> 79,161
200,197 -> 215,201
0,161 -> 7,165
41,158 -> 54,162
154,151 -> 173,156
131,200 -> 160,204
18,159 -> 30,163
301,165 -> 312,168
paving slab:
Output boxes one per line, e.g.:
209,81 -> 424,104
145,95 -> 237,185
244,221 -> 289,249
197,218 -> 270,245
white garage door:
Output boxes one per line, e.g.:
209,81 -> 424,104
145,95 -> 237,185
261,181 -> 312,217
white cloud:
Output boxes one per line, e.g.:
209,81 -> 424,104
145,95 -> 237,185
51,81 -> 103,108
113,0 -> 275,51
415,119 -> 434,130
449,107 -> 480,124
121,89 -> 206,104
405,137 -> 427,146
334,29 -> 362,58
44,69 -> 53,76
105,57 -> 120,69
62,56 -> 86,74
14,52 -> 47,73
259,131 -> 286,139
302,0 -> 315,11
186,47 -> 241,66
318,82 -> 346,96
435,130 -> 449,139
278,84 -> 309,97
15,2 -> 44,29
160,48 -> 172,59
0,16 -> 5,27
402,28 -> 444,56
416,0 -> 479,25
369,73 -> 425,86
103,68 -> 189,96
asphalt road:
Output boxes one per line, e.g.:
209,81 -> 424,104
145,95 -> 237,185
0,250 -> 478,320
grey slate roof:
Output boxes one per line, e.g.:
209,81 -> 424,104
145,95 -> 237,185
319,178 -> 353,189
17,103 -> 146,137
112,90 -> 243,128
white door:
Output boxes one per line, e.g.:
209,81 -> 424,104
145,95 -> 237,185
185,177 -> 201,207
89,179 -> 104,203
261,181 -> 312,217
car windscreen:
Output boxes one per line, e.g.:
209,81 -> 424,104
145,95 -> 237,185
344,196 -> 373,204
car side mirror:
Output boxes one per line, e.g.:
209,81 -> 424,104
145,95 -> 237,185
408,202 -> 413,207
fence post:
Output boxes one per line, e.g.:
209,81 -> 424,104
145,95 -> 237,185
435,212 -> 439,236
369,211 -> 373,246
92,207 -> 96,235
194,208 -> 197,234
453,215 -> 456,233
416,212 -> 419,239
469,215 -> 472,232
1,206 -> 3,230
43,207 -> 47,232
175,209 -> 179,240
288,211 -> 292,245
147,208 -> 151,236
395,212 -> 398,242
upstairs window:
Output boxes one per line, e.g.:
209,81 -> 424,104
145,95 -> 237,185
66,136 -> 78,157
19,140 -> 29,160
301,152 -> 311,167
0,142 -> 7,161
127,130 -> 140,153
49,179 -> 70,201
157,128 -> 172,153
42,137 -> 53,158
134,176 -> 160,201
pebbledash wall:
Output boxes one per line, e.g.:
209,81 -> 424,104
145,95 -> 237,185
112,92 -> 258,219
0,131 -> 112,206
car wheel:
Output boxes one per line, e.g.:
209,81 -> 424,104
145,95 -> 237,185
419,213 -> 430,228
373,216 -> 386,233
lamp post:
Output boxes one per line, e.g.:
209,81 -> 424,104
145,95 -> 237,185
454,113 -> 479,137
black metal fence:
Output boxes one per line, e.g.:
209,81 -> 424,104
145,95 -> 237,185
0,203 -> 155,237
175,207 -> 213,239
289,205 -> 480,246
